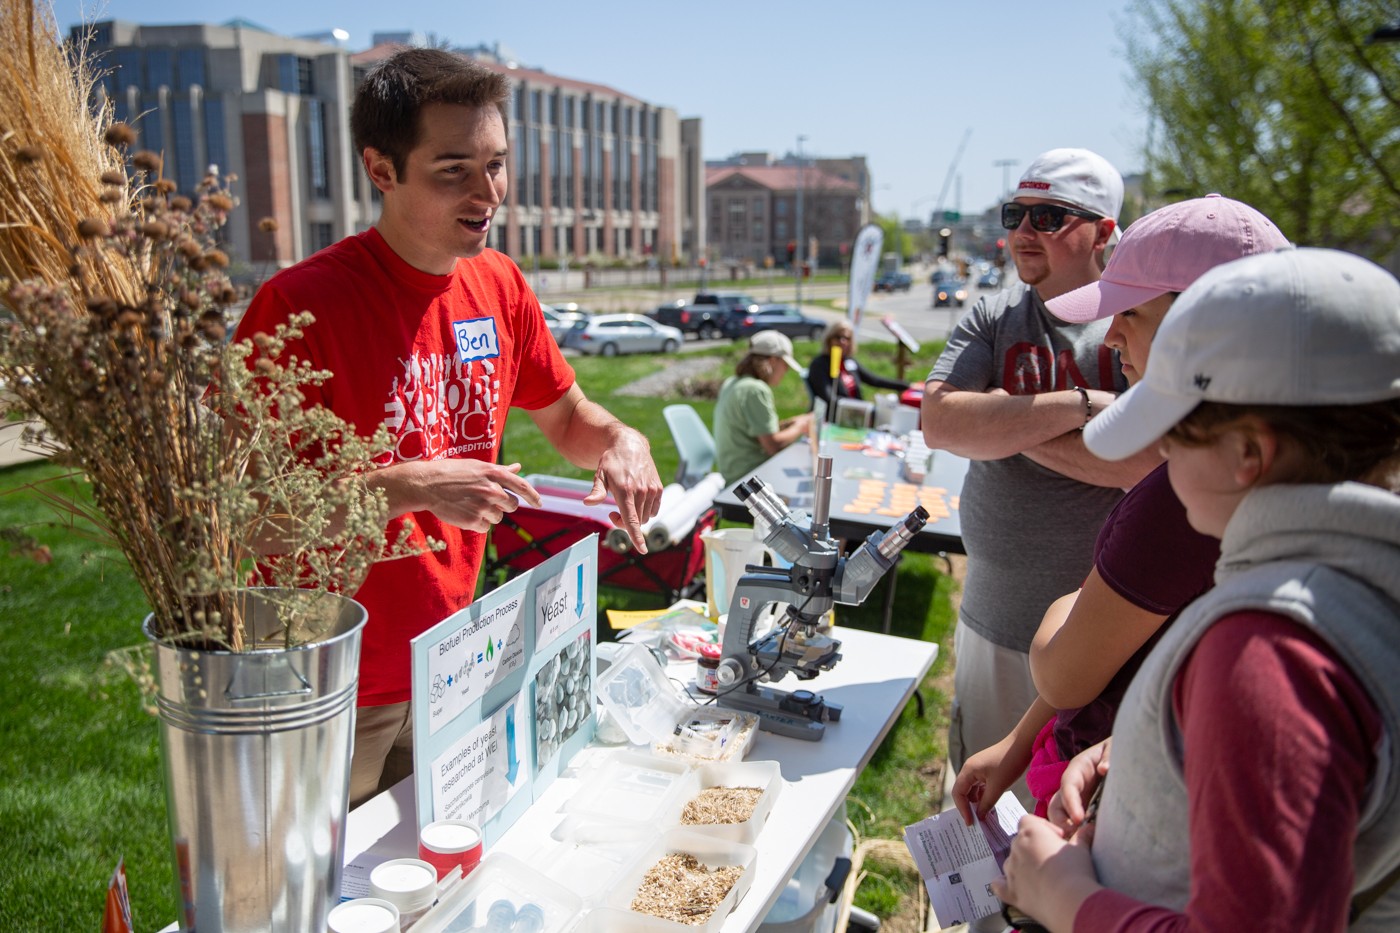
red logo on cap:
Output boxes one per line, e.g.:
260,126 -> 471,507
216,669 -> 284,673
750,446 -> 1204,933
1019,181 -> 1051,191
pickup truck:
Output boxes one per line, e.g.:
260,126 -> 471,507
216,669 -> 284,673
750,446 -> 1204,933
649,292 -> 759,340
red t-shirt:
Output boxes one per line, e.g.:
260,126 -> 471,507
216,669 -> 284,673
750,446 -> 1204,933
236,229 -> 575,704
1075,611 -> 1381,932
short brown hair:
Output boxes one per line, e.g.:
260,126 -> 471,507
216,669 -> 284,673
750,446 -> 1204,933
350,48 -> 511,178
1167,398 -> 1400,484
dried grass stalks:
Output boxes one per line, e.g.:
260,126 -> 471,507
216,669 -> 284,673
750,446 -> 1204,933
0,0 -> 136,304
0,3 -> 426,651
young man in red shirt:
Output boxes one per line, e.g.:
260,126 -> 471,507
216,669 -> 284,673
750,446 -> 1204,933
237,48 -> 662,805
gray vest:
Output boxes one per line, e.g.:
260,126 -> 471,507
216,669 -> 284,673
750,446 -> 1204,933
1093,559 -> 1400,930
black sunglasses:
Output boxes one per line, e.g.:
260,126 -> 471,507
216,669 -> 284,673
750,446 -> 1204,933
1001,202 -> 1103,233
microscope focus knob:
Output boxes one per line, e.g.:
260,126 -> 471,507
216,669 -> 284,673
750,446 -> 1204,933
716,658 -> 744,686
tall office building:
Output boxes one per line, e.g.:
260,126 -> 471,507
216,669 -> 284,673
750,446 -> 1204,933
77,20 -> 702,271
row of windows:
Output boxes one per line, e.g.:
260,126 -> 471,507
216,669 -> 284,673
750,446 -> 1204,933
512,85 -> 659,213
520,223 -> 654,257
98,47 -> 207,95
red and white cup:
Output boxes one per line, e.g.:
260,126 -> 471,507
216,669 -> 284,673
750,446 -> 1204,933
417,819 -> 483,881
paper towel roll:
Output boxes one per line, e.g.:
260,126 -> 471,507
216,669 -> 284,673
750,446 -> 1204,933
603,483 -> 686,552
643,472 -> 725,551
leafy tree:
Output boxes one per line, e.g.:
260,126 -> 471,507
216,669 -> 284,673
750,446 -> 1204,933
1124,0 -> 1399,266
876,213 -> 907,261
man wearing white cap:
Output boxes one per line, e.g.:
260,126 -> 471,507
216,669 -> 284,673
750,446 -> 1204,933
921,149 -> 1158,815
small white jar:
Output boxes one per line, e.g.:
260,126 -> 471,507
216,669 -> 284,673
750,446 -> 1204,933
369,857 -> 438,930
327,896 -> 400,933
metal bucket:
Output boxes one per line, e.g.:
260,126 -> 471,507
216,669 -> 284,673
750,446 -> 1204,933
145,589 -> 368,933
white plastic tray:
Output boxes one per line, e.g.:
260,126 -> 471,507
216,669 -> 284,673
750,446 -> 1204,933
676,759 -> 782,846
589,827 -> 758,933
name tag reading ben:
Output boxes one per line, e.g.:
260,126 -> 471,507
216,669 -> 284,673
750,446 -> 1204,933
453,317 -> 501,363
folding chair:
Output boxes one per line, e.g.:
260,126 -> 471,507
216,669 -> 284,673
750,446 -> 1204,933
663,404 -> 717,490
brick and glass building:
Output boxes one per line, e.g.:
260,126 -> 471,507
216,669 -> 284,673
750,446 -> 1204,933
77,20 -> 703,271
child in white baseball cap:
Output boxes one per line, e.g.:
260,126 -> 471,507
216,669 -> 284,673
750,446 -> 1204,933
993,247 -> 1400,932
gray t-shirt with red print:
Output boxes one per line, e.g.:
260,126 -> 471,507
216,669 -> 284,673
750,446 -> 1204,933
928,282 -> 1128,652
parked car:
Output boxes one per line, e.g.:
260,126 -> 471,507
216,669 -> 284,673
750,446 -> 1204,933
648,299 -> 729,341
652,292 -> 759,339
721,304 -> 827,341
873,271 -> 912,292
933,278 -> 969,308
566,314 -> 684,356
539,304 -> 574,345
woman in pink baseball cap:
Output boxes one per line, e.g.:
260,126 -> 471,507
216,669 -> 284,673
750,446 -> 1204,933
950,195 -> 1289,826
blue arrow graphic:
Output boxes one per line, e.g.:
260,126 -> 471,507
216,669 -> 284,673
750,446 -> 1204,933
504,705 -> 519,783
575,563 -> 586,618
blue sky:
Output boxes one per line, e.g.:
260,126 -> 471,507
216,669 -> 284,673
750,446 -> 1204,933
53,0 -> 1149,222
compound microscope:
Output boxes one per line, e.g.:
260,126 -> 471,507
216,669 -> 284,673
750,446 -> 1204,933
715,455 -> 929,740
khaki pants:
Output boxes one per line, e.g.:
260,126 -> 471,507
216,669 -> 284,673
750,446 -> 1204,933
349,701 -> 415,810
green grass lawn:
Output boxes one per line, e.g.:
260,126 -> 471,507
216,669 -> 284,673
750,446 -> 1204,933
0,337 -> 950,929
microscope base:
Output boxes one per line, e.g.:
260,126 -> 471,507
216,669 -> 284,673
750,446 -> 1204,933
719,685 -> 843,741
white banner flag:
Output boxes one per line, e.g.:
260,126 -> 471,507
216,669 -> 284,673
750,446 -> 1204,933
847,223 -> 884,330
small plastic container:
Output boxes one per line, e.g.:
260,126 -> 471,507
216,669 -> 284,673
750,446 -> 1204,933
594,641 -> 693,746
327,897 -> 400,933
696,653 -> 721,694
676,759 -> 782,845
418,819 -> 483,880
597,827 -> 757,933
563,750 -> 693,827
652,707 -> 760,764
369,857 -> 438,930
532,815 -> 658,906
410,852 -> 582,933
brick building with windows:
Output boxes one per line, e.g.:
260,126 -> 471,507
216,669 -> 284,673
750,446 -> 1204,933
79,20 -> 704,271
704,160 -> 864,269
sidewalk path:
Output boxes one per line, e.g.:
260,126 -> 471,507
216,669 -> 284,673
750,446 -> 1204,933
0,420 -> 47,469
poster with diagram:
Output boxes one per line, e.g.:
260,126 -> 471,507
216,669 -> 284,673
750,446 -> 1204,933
410,535 -> 597,844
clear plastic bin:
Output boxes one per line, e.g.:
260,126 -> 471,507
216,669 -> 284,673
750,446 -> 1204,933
410,852 -> 581,933
563,750 -> 694,827
758,814 -> 853,933
531,815 -> 658,907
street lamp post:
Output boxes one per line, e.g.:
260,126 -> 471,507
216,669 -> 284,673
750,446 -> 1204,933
795,134 -> 807,309
994,158 -> 1018,201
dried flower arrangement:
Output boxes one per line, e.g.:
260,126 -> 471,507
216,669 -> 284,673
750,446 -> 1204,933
0,2 -> 422,651
630,853 -> 743,926
680,786 -> 763,826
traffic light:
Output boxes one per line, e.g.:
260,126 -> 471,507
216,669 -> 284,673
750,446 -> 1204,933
786,241 -> 796,263
938,227 -> 952,258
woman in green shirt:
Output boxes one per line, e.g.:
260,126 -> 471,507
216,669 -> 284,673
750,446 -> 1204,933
713,330 -> 814,483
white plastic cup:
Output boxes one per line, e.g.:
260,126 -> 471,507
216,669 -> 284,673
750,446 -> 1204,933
327,897 -> 400,933
369,857 -> 437,929
889,404 -> 919,437
418,819 -> 484,881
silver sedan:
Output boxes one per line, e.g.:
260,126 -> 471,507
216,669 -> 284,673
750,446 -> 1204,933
567,314 -> 684,356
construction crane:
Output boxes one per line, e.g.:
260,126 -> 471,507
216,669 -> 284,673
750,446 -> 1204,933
931,128 -> 973,223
